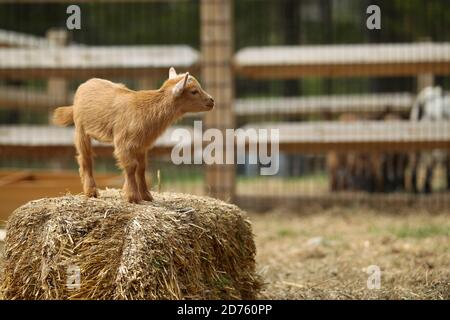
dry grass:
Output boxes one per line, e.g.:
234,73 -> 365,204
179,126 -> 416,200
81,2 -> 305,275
0,189 -> 261,300
251,206 -> 450,299
0,197 -> 449,300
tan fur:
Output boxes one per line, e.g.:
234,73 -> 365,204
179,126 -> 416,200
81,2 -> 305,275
53,68 -> 214,203
53,106 -> 74,126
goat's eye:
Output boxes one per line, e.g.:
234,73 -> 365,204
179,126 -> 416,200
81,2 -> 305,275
191,90 -> 199,95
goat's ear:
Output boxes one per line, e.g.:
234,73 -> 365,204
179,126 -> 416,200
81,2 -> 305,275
172,72 -> 189,97
169,67 -> 177,79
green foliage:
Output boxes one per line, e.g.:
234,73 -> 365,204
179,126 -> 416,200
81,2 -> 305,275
0,2 -> 199,46
370,223 -> 450,238
392,225 -> 450,239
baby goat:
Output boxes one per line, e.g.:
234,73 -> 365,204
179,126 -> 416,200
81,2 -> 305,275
53,67 -> 214,203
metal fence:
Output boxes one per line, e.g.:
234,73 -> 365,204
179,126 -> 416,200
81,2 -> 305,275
0,0 -> 449,218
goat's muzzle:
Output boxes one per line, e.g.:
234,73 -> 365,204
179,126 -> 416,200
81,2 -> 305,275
206,97 -> 215,110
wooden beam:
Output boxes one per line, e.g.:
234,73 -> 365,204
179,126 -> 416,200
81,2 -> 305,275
0,125 -> 196,158
0,89 -> 416,116
0,46 -> 199,79
0,86 -> 72,109
0,171 -> 33,187
201,0 -> 236,202
0,170 -> 123,221
0,88 -> 416,118
235,93 -> 415,116
0,29 -> 54,48
240,121 -> 450,153
234,43 -> 450,79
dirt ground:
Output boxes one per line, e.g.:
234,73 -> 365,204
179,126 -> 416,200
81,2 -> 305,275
0,206 -> 449,300
250,206 -> 450,300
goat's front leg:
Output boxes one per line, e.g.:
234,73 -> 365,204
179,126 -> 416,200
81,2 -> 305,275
124,161 -> 141,203
136,151 -> 153,201
115,148 -> 141,203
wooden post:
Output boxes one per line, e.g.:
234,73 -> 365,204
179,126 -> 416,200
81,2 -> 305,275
409,45 -> 434,192
417,39 -> 434,92
46,29 -> 69,123
46,29 -> 69,170
201,0 -> 235,201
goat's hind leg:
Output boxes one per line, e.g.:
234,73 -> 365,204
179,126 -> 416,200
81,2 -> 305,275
75,127 -> 98,197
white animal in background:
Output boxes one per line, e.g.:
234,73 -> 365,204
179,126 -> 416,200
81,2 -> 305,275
410,86 -> 450,193
411,86 -> 450,121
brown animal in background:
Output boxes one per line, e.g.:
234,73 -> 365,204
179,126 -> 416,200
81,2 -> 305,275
327,113 -> 360,191
327,113 -> 384,193
53,67 -> 214,203
380,113 -> 408,192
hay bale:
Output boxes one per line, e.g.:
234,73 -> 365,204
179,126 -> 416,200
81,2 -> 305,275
0,189 -> 261,300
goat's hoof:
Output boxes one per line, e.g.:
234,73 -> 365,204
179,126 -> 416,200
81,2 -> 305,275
85,187 -> 98,198
126,194 -> 142,204
141,191 -> 154,202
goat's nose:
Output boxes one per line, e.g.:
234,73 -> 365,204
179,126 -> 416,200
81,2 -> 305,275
206,97 -> 215,110
207,97 -> 215,108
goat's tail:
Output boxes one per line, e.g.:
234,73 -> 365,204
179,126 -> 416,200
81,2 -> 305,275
53,106 -> 74,126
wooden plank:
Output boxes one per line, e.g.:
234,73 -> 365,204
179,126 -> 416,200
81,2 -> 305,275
2,122 -> 447,157
240,121 -> 450,153
0,125 -> 196,157
0,170 -> 123,221
0,88 -> 417,117
0,86 -> 72,109
235,93 -> 415,116
234,43 -> 450,79
0,171 -> 33,187
0,29 -> 54,48
0,89 -> 415,116
0,46 -> 199,79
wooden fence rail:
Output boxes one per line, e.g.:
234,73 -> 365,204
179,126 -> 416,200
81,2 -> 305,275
0,125 -> 195,157
235,93 -> 415,116
1,121 -> 449,158
242,121 -> 450,153
0,88 -> 417,116
0,46 -> 199,79
0,29 -> 55,48
234,43 -> 450,79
